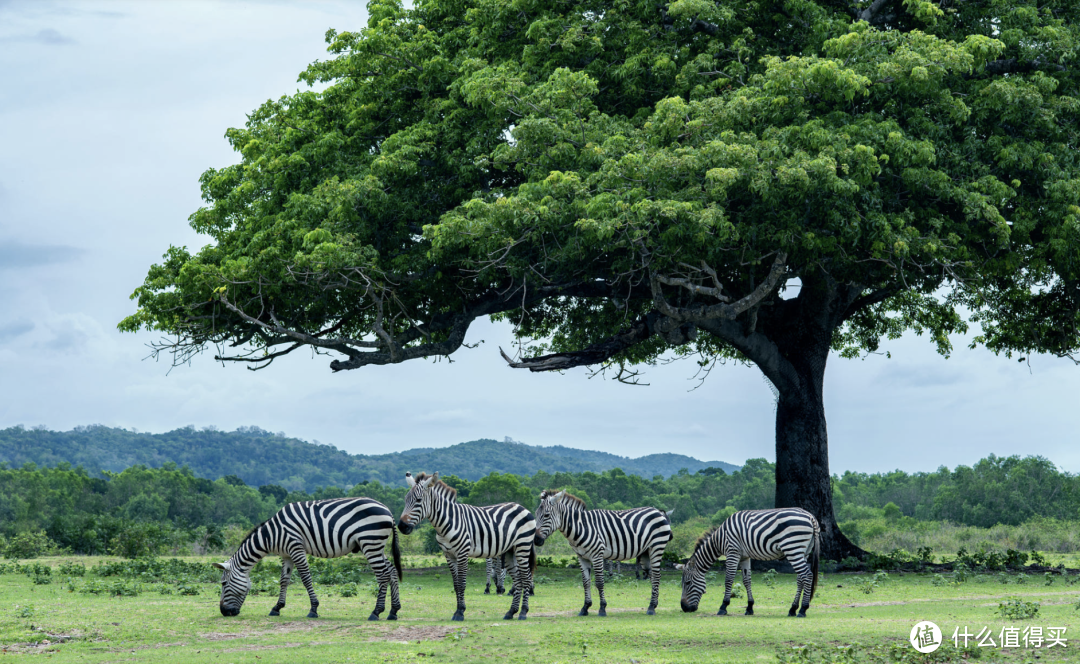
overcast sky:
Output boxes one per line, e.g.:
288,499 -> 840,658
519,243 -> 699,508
0,0 -> 1077,475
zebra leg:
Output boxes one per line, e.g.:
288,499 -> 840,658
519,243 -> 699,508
369,561 -> 390,621
270,558 -> 292,616
646,549 -> 662,615
718,555 -> 738,616
497,557 -> 507,595
484,558 -> 493,594
387,556 -> 402,621
508,546 -> 531,621
451,552 -> 468,621
577,554 -> 593,616
790,553 -> 812,617
593,555 -> 608,617
288,548 -> 320,618
742,564 -> 754,615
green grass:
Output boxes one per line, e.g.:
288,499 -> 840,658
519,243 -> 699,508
1,557 -> 1078,663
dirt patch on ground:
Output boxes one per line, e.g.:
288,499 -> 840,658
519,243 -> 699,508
366,625 -> 461,642
198,622 -> 320,641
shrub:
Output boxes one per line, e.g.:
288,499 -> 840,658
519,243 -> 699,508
108,523 -> 172,559
58,561 -> 86,577
998,598 -> 1039,620
3,531 -> 61,559
762,569 -> 778,588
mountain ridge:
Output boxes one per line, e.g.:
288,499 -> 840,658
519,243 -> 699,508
0,425 -> 740,491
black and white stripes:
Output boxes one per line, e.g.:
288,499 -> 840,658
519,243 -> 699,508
215,497 -> 402,620
678,508 -> 819,617
397,472 -> 536,621
533,490 -> 673,616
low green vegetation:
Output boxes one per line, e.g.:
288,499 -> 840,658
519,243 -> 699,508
1,556 -> 1077,662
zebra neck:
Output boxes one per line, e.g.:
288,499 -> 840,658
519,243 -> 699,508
231,524 -> 272,572
693,529 -> 724,571
428,496 -> 459,536
560,508 -> 586,542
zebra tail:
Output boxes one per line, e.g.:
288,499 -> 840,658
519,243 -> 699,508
809,526 -> 820,602
392,527 -> 403,582
529,545 -> 537,575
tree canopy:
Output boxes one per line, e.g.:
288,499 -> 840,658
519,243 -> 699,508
121,0 -> 1080,558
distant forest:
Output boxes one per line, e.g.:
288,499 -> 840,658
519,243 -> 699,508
0,425 -> 739,491
1,453 -> 1076,557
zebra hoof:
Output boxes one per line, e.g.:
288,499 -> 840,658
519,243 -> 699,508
484,588 -> 491,595
268,610 -> 280,617
578,609 -> 589,617
518,613 -> 528,621
797,612 -> 807,618
452,613 -> 465,622
745,609 -> 754,616
497,588 -> 505,595
646,609 -> 656,616
717,609 -> 728,616
597,609 -> 607,617
307,611 -> 319,619
368,613 -> 380,621
503,612 -> 516,620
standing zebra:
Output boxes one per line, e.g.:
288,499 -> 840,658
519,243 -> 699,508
397,472 -> 536,621
678,508 -> 820,617
214,497 -> 402,621
533,490 -> 673,617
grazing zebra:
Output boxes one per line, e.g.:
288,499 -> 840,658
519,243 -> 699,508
397,472 -> 536,621
214,497 -> 402,621
485,555 -> 535,596
678,508 -> 820,617
533,490 -> 673,617
484,557 -> 507,595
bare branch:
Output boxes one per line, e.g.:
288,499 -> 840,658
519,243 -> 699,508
650,252 -> 788,322
499,315 -> 656,372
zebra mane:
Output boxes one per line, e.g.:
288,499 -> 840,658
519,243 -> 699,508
238,519 -> 270,548
691,526 -> 721,557
415,472 -> 457,499
545,489 -> 585,509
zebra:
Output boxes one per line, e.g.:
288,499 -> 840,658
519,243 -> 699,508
533,490 -> 673,617
677,508 -> 820,617
485,555 -> 534,596
397,472 -> 536,621
214,497 -> 402,621
484,557 -> 507,594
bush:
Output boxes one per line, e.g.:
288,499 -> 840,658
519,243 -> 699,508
3,531 -> 61,559
998,598 -> 1039,620
108,523 -> 173,559
58,561 -> 86,577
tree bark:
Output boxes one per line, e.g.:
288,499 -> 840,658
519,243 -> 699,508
760,272 -> 865,561
771,344 -> 863,561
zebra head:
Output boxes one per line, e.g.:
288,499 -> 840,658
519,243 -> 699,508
398,471 -> 437,535
213,559 -> 251,616
533,490 -> 566,547
678,529 -> 719,612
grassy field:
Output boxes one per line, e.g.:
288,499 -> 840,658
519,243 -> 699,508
1,556 -> 1079,663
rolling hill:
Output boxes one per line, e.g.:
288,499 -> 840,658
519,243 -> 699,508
0,425 -> 740,491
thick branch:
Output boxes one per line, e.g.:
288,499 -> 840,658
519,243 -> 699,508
650,252 -> 788,323
499,315 -> 657,372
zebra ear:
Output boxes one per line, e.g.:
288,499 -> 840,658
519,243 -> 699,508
405,472 -> 415,488
675,563 -> 685,570
423,473 -> 437,487
212,561 -> 230,571
554,490 -> 565,502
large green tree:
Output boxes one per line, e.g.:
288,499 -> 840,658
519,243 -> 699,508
122,0 -> 1080,558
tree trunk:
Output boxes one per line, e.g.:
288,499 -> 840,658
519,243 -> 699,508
770,300 -> 864,561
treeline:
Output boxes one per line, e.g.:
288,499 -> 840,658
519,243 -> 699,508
0,425 -> 737,491
1,454 -> 1076,557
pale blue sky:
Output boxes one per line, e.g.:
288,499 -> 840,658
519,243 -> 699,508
0,0 -> 1077,473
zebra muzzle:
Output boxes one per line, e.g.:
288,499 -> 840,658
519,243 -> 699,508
680,599 -> 698,613
533,534 -> 546,547
397,519 -> 414,535
220,605 -> 240,617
